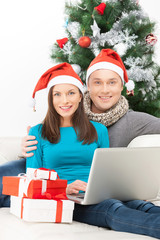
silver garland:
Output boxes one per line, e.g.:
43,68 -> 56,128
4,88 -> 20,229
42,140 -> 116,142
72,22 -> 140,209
124,56 -> 158,100
67,21 -> 81,40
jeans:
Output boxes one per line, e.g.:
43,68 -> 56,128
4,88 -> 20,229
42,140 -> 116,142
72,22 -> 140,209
0,158 -> 26,207
74,199 -> 160,239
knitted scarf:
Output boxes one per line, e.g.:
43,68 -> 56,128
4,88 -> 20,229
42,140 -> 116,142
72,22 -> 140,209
83,91 -> 129,127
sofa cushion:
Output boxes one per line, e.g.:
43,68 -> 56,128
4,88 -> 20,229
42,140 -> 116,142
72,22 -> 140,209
0,208 -> 155,240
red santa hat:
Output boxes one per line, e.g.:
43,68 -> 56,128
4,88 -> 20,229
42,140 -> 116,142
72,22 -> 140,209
30,62 -> 84,110
86,49 -> 135,92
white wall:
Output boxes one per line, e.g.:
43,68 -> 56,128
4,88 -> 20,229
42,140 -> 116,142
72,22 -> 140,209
0,0 -> 160,137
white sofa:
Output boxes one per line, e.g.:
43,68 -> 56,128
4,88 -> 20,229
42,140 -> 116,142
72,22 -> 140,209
0,135 -> 160,240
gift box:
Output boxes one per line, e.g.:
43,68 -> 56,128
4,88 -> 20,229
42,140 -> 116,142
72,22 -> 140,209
2,176 -> 67,199
27,168 -> 57,180
10,196 -> 75,223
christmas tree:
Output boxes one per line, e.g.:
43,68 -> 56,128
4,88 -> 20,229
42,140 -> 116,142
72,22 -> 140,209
51,0 -> 160,117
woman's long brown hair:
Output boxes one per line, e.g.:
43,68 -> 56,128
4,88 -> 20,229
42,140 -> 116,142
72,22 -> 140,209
41,86 -> 98,144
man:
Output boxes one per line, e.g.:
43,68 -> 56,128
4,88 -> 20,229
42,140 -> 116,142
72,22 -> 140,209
1,49 -> 160,207
22,48 -> 160,157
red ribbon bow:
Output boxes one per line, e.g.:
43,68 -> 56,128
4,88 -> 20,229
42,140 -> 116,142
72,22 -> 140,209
45,192 -> 68,200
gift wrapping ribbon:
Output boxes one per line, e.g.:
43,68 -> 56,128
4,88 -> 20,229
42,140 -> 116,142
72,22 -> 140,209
18,174 -> 47,197
56,200 -> 63,223
33,168 -> 59,180
21,197 -> 25,219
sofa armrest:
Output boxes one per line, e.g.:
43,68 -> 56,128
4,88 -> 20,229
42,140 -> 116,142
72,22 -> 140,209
0,137 -> 22,164
128,134 -> 160,148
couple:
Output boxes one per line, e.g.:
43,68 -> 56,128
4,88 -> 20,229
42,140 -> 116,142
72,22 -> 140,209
1,49 -> 160,239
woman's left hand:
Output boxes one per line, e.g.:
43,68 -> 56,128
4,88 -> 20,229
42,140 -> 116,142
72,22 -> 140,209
66,180 -> 87,195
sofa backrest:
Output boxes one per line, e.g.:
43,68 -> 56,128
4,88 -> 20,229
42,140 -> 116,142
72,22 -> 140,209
0,137 -> 22,164
0,134 -> 160,165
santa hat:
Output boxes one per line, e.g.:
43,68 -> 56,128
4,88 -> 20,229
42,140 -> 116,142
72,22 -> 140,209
86,49 -> 135,92
30,62 -> 84,110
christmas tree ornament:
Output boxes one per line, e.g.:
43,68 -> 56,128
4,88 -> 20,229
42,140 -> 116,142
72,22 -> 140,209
145,33 -> 157,46
91,20 -> 101,38
126,89 -> 134,96
94,3 -> 106,15
62,42 -> 73,62
56,38 -> 68,49
64,19 -> 69,28
78,36 -> 91,48
114,43 -> 128,56
71,64 -> 81,74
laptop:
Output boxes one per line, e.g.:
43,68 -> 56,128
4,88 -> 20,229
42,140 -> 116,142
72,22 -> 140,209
67,147 -> 160,205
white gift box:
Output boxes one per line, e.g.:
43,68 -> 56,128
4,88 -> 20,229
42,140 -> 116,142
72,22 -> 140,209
26,168 -> 57,180
10,196 -> 75,223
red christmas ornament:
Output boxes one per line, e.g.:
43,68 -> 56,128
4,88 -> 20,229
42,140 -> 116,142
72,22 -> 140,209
78,36 -> 91,48
145,33 -> 157,46
56,38 -> 68,48
94,3 -> 106,15
127,90 -> 134,96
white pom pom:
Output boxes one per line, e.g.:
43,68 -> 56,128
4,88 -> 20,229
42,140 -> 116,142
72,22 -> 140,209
71,64 -> 81,74
28,98 -> 36,108
114,43 -> 127,56
125,80 -> 135,91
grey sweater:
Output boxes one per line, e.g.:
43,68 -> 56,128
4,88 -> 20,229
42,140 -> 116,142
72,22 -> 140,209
108,110 -> 160,147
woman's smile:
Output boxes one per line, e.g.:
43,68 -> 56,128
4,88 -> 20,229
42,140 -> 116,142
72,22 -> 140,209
59,105 -> 72,111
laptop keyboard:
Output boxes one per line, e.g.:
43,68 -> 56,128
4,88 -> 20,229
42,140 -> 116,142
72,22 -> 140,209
69,192 -> 85,199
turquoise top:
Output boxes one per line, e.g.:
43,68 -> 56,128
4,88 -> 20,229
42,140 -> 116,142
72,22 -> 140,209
26,121 -> 109,184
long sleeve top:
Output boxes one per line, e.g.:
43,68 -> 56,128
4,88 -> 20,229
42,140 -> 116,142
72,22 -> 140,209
108,110 -> 160,147
26,121 -> 109,184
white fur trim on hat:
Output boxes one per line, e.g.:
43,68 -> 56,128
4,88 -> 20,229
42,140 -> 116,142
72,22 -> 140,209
47,75 -> 84,94
86,62 -> 124,84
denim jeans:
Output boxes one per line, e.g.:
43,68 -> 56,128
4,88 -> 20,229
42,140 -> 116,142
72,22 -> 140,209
0,158 -> 26,207
74,199 -> 160,239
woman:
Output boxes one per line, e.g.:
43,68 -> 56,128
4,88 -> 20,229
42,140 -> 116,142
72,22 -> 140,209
26,62 -> 109,194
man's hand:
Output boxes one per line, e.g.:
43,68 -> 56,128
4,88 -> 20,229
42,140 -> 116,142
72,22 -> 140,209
66,180 -> 87,195
21,126 -> 38,158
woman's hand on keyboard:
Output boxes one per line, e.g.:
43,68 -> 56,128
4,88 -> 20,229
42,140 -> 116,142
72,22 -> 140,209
66,180 -> 87,195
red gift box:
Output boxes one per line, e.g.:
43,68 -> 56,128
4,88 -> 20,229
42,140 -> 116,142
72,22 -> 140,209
2,176 -> 67,199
